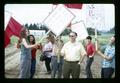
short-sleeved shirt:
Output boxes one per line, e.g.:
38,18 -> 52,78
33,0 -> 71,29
31,44 -> 42,60
86,42 -> 95,56
61,41 -> 86,62
31,48 -> 37,60
43,42 -> 53,58
102,44 -> 115,69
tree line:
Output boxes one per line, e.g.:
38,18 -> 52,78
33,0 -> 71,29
23,23 -> 114,36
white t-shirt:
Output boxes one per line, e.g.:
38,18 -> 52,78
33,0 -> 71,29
43,42 -> 54,57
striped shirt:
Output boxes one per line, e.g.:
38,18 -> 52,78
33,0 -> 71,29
102,44 -> 115,69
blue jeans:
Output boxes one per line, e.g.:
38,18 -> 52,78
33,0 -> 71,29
51,56 -> 63,78
30,59 -> 36,78
86,57 -> 94,78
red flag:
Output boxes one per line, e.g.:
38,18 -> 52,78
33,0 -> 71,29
4,17 -> 23,48
4,31 -> 10,48
6,17 -> 23,37
53,4 -> 83,9
64,4 -> 83,9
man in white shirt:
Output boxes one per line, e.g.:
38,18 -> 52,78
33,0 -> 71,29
61,32 -> 87,78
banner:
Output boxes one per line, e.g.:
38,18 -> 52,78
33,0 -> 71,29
43,4 -> 75,36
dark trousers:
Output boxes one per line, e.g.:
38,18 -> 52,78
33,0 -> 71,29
63,60 -> 80,78
45,57 -> 51,72
86,57 -> 94,78
101,67 -> 114,78
30,59 -> 36,78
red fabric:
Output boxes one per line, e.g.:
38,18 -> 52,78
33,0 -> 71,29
64,4 -> 83,9
6,17 -> 23,37
31,43 -> 43,59
37,43 -> 43,50
4,31 -> 10,48
86,43 -> 96,56
31,48 -> 37,60
4,17 -> 23,48
54,4 -> 83,9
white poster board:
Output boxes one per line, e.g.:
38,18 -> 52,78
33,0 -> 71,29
43,4 -> 75,36
71,21 -> 88,41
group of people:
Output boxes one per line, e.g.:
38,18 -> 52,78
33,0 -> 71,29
17,26 -> 115,79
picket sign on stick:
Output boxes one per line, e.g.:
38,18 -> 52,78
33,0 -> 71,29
40,4 -> 75,63
43,4 -> 75,37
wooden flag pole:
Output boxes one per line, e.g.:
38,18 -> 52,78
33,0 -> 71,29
94,17 -> 100,51
95,26 -> 98,51
57,36 -> 61,63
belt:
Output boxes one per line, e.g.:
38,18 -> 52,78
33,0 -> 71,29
52,56 -> 63,58
64,60 -> 79,63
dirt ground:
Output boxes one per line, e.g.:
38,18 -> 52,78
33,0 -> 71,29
5,44 -> 114,79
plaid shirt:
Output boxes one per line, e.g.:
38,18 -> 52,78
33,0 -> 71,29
102,44 -> 115,69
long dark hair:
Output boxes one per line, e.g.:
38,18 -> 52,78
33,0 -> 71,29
27,35 -> 36,44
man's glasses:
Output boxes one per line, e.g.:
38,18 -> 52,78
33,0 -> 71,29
69,35 -> 75,37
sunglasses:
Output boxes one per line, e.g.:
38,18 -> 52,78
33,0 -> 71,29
69,35 -> 75,37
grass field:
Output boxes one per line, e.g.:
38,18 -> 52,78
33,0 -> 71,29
10,34 -> 114,46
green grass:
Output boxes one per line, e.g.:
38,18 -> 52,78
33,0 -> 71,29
91,34 -> 113,45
